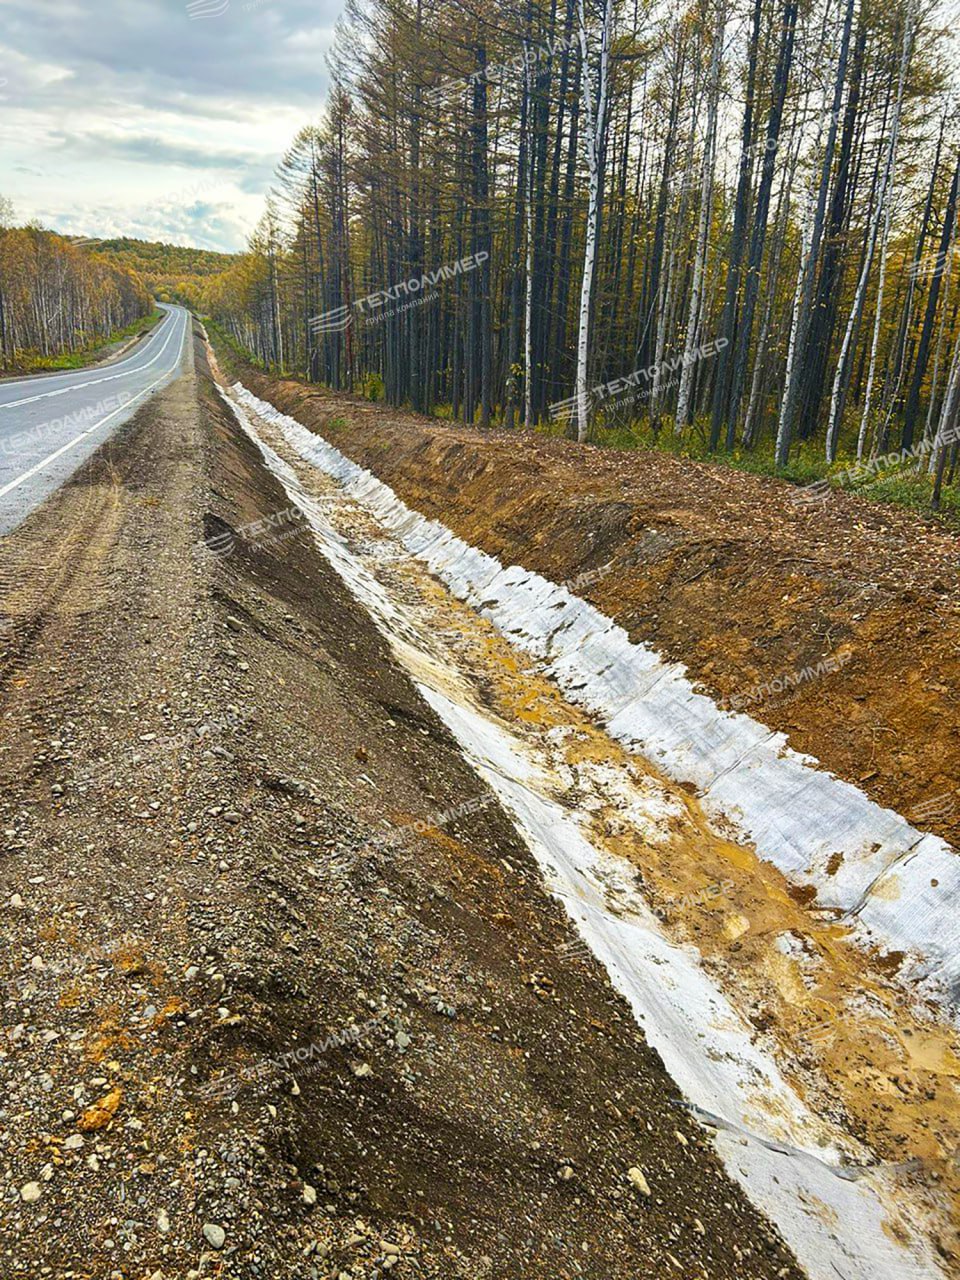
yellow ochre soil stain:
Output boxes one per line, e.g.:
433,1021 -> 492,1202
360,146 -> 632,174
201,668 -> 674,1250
244,389 -> 960,1263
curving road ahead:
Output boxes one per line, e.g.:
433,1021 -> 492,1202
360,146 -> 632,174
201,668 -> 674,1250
0,303 -> 190,535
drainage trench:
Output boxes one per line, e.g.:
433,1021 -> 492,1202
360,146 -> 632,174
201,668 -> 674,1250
213,361 -> 959,1280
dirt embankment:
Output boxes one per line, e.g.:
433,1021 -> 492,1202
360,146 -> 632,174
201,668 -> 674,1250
0,326 -> 804,1278
227,361 -> 960,853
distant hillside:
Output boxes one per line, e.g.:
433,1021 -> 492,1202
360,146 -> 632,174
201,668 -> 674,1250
90,237 -> 237,307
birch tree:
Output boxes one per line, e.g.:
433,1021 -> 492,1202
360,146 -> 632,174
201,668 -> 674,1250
825,0 -> 916,461
575,0 -> 614,443
775,0 -> 856,466
675,1 -> 726,431
857,1 -> 917,456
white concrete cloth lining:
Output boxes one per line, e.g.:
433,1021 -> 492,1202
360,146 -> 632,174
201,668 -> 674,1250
230,381 -> 960,1009
218,377 -> 948,1280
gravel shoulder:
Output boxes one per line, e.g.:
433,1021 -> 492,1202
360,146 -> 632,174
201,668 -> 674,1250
0,325 -> 805,1278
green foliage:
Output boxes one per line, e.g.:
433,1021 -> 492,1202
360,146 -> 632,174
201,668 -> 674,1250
93,238 -> 236,307
206,319 -> 269,372
541,408 -> 960,527
360,371 -> 385,402
94,237 -> 234,278
843,467 -> 960,528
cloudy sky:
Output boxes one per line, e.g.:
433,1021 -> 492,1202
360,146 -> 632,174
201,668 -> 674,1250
0,0 -> 343,252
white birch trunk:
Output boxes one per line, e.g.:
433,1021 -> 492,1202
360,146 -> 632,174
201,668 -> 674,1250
675,6 -> 725,431
524,46 -> 535,430
743,106 -> 803,446
652,34 -> 701,419
933,320 -> 960,461
575,0 -> 613,443
858,6 -> 915,456
775,186 -> 817,465
926,298 -> 960,488
925,251 -> 955,465
826,176 -> 889,459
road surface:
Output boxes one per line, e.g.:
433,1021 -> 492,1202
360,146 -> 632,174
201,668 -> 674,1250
0,302 -> 189,535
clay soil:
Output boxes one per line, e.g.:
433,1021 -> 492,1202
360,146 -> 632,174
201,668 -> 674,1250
227,359 -> 960,855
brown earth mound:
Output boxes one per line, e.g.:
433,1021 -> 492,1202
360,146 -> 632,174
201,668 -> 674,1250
226,359 -> 960,854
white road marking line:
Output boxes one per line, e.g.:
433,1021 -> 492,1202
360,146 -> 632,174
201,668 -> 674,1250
0,311 -> 187,501
0,309 -> 180,411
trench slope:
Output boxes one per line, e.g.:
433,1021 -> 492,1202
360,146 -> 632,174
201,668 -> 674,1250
212,363 -> 960,1280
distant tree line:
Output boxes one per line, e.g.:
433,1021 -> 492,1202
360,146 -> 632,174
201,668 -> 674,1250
201,0 -> 960,502
89,237 -> 236,305
0,208 -> 152,368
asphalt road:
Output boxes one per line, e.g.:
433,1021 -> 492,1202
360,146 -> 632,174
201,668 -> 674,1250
0,302 -> 189,535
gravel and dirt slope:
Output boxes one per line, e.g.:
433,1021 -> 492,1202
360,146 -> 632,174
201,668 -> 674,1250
0,325 -> 805,1278
223,361 -> 960,853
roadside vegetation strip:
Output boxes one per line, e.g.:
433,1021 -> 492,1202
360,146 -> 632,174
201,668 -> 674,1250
224,379 -> 960,1011
0,223 -> 153,377
0,309 -> 165,381
0,305 -> 182,410
16,309 -> 165,376
0,307 -> 173,394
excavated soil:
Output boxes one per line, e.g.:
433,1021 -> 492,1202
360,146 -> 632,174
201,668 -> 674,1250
0,325 -> 807,1278
225,362 -> 960,854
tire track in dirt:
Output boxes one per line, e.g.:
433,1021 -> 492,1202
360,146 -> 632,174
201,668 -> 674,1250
0,469 -> 127,793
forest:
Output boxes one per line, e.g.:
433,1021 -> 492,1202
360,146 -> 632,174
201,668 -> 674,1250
0,204 -> 153,370
4,0 -> 956,501
200,0 -> 960,507
91,237 -> 236,304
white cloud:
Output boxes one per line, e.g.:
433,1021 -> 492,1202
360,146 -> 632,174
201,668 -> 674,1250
0,0 -> 340,251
